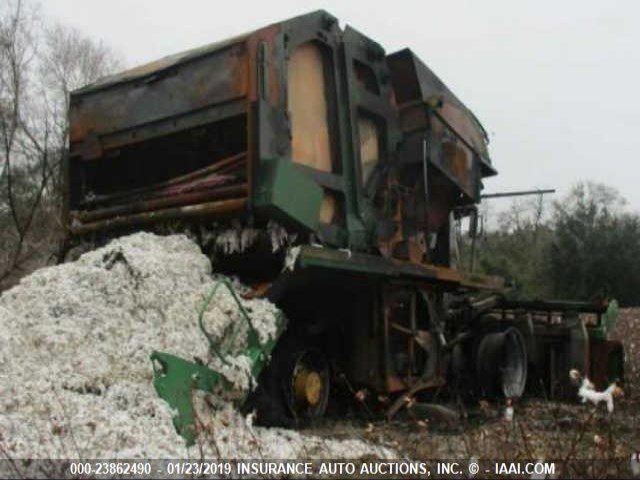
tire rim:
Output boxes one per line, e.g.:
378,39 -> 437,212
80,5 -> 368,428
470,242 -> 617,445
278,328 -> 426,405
288,349 -> 330,418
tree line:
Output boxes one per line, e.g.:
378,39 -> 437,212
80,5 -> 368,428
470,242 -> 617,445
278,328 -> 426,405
474,182 -> 640,306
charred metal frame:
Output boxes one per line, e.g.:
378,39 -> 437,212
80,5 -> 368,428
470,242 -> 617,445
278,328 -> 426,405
62,11 -> 623,412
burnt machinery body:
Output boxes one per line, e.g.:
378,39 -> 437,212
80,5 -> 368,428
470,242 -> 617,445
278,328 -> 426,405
64,11 -> 623,427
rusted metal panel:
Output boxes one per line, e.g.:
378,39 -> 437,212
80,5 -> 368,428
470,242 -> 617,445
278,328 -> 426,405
288,42 -> 333,173
75,33 -> 253,94
245,23 -> 281,203
90,99 -> 246,155
387,48 -> 496,205
70,42 -> 250,157
387,49 -> 494,173
246,24 -> 281,105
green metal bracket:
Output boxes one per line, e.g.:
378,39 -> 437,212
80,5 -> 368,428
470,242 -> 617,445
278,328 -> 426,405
591,299 -> 619,341
150,279 -> 286,446
150,351 -> 229,446
197,278 -> 267,365
603,299 -> 619,336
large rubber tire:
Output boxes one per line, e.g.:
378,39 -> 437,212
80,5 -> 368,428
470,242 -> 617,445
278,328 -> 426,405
283,347 -> 330,424
244,335 -> 330,427
476,327 -> 528,398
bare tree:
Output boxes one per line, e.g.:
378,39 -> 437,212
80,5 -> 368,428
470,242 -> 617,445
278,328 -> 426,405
0,0 -> 40,280
0,0 -> 122,288
36,22 -> 122,195
497,194 -> 551,233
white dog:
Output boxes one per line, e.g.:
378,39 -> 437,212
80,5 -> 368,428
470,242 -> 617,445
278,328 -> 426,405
569,369 -> 624,413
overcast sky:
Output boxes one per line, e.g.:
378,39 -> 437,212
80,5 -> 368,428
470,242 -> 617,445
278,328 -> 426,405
43,0 -> 640,214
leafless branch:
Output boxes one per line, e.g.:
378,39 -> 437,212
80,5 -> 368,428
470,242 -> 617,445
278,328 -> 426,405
0,0 -> 123,287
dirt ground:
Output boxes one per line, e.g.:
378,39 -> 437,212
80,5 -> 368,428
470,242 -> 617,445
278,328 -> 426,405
308,308 -> 640,476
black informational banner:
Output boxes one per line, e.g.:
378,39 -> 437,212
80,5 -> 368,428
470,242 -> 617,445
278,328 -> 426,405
1,458 -> 638,479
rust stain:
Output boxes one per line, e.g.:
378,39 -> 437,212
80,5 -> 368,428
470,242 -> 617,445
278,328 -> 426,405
244,25 -> 280,198
246,24 -> 280,103
230,43 -> 249,98
385,374 -> 407,393
439,102 -> 486,155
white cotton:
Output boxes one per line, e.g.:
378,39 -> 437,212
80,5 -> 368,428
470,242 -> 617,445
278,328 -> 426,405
213,221 -> 261,255
0,232 -> 394,460
283,246 -> 301,272
267,220 -> 295,252
215,228 -> 242,254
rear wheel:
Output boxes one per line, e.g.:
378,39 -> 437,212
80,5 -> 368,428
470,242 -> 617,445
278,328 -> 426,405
475,327 -> 528,398
245,336 -> 330,427
286,348 -> 330,422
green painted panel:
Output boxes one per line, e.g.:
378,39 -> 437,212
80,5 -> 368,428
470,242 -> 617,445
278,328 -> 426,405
253,158 -> 323,232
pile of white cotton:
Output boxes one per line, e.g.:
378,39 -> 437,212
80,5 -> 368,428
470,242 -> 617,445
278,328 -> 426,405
0,233 -> 394,461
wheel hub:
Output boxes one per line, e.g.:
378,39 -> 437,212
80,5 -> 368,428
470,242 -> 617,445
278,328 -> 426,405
294,367 -> 323,407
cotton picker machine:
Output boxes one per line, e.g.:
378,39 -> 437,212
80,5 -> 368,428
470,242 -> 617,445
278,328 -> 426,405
62,11 -> 624,444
